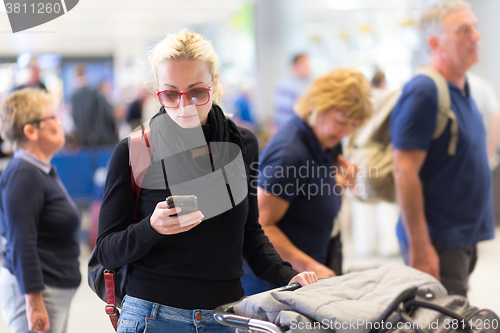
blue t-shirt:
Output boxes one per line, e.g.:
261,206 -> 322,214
390,75 -> 494,249
258,117 -> 341,264
272,75 -> 309,130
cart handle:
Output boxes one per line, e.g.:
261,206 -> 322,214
213,283 -> 302,332
213,300 -> 250,329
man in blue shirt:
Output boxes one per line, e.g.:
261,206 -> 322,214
272,54 -> 310,132
390,0 -> 494,297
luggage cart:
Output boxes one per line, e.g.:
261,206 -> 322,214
215,284 -> 500,333
213,284 -> 423,333
213,283 -> 302,333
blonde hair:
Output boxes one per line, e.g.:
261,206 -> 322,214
295,68 -> 373,125
419,0 -> 471,52
0,88 -> 51,148
148,29 -> 223,105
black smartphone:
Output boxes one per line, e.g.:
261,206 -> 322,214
166,195 -> 198,216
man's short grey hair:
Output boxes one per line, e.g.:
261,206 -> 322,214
419,0 -> 471,51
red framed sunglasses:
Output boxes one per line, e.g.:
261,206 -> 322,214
157,85 -> 212,108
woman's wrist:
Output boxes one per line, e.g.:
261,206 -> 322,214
25,291 -> 44,307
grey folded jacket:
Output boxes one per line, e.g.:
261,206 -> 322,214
234,264 -> 447,333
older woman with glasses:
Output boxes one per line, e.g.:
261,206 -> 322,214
93,30 -> 317,333
0,88 -> 81,333
242,68 -> 373,295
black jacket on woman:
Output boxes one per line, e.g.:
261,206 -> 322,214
94,106 -> 296,310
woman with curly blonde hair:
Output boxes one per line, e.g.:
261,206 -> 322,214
242,68 -> 373,295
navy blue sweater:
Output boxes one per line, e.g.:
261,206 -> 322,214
0,151 -> 81,294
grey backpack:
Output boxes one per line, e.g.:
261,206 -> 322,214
345,68 -> 458,203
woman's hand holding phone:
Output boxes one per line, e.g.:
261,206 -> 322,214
149,201 -> 204,235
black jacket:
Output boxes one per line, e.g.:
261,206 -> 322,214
94,128 -> 296,310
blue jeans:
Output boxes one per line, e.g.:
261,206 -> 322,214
118,295 -> 235,333
0,267 -> 77,333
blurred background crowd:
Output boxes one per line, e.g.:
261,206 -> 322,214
2,0 -> 499,232
0,0 -> 498,153
0,0 -> 500,330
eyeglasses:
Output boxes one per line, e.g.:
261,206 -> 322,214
26,114 -> 57,125
157,84 -> 212,108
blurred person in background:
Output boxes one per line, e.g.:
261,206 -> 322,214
242,68 -> 373,295
467,72 -> 500,227
97,81 -> 113,102
272,53 -> 310,132
391,0 -> 494,297
70,63 -> 117,146
467,72 -> 500,169
12,58 -> 47,93
0,89 -> 81,333
93,30 -> 317,333
371,69 -> 386,90
5,58 -> 48,157
370,69 -> 387,110
127,85 -> 149,131
113,102 -> 132,141
231,78 -> 258,132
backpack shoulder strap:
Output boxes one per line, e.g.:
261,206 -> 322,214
415,67 -> 458,155
348,88 -> 402,144
129,125 -> 153,203
98,127 -> 152,330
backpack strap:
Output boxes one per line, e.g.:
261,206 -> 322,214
103,126 -> 153,331
129,124 -> 153,198
415,67 -> 458,156
104,270 -> 120,331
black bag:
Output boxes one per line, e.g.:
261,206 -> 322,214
87,248 -> 132,308
370,287 -> 500,333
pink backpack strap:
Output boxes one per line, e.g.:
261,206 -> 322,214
129,125 -> 152,203
102,127 -> 153,331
